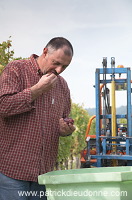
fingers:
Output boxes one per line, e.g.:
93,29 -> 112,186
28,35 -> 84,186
36,72 -> 58,94
44,73 -> 58,83
67,124 -> 76,132
59,118 -> 76,136
42,72 -> 58,84
45,73 -> 58,87
46,69 -> 59,77
31,71 -> 58,100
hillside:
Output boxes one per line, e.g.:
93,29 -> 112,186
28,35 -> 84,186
86,105 -> 128,116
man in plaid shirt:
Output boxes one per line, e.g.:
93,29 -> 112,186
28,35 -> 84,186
0,37 -> 75,200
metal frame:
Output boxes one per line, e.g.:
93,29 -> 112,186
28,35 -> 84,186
93,66 -> 132,166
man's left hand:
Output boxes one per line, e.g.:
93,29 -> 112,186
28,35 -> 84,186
59,118 -> 76,136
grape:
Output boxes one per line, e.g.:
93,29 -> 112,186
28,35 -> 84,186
51,69 -> 59,76
63,118 -> 74,125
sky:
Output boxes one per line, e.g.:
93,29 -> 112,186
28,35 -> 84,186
0,0 -> 132,108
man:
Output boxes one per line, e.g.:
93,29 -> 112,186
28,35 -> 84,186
0,37 -> 75,200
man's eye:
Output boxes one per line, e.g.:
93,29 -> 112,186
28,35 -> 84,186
62,65 -> 68,69
53,62 -> 60,66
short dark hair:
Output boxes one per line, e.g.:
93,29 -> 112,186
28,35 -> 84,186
45,37 -> 73,56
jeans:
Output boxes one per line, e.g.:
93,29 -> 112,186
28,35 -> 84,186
0,172 -> 47,200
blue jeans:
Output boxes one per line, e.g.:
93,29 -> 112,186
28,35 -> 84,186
0,172 -> 47,200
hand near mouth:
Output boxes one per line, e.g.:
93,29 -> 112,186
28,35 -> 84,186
46,69 -> 59,76
51,69 -> 59,76
31,72 -> 58,101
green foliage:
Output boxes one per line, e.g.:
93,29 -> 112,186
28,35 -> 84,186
0,64 -> 4,74
0,36 -> 14,66
70,103 -> 90,155
118,118 -> 127,127
57,136 -> 72,169
0,37 -> 27,75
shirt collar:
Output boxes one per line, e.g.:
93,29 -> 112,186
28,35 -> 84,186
30,54 -> 44,77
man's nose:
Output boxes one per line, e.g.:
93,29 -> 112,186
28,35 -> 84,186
56,66 -> 63,74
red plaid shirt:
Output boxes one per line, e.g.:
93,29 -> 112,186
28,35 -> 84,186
0,54 -> 71,182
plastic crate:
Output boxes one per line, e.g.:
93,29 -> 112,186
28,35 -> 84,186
38,166 -> 132,200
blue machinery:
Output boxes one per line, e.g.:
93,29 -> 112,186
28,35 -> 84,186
90,57 -> 132,167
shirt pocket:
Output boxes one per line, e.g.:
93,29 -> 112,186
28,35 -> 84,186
49,95 -> 65,118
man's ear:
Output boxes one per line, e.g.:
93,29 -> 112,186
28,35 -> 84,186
43,48 -> 48,57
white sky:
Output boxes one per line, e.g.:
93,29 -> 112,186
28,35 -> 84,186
0,0 -> 132,108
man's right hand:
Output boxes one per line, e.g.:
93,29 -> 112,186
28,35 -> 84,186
31,73 -> 58,101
